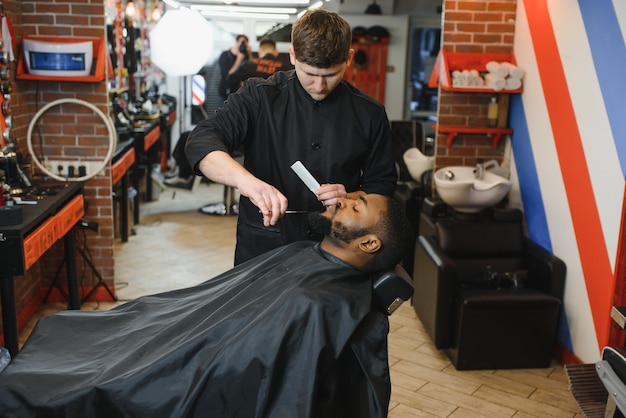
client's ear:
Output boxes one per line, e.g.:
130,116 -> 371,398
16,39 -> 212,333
358,234 -> 381,254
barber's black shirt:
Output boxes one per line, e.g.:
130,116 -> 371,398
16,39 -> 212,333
227,54 -> 290,94
186,70 -> 396,264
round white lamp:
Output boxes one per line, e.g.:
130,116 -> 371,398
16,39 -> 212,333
149,8 -> 213,76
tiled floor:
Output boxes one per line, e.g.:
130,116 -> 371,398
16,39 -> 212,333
19,182 -> 584,417
114,183 -> 238,300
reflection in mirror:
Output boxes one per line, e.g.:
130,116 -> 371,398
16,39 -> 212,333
408,27 -> 441,120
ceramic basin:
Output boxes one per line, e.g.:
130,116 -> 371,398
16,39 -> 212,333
434,165 -> 512,213
403,147 -> 434,181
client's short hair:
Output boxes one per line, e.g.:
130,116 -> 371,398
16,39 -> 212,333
365,197 -> 413,273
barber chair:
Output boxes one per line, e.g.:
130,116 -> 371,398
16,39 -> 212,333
412,210 -> 566,370
596,346 -> 626,417
372,264 -> 414,315
589,307 -> 626,417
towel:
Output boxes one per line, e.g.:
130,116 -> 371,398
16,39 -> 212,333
505,77 -> 522,90
485,72 -> 505,91
486,61 -> 508,78
468,69 -> 484,87
451,69 -> 467,87
452,69 -> 484,88
2,16 -> 14,62
500,62 -> 524,79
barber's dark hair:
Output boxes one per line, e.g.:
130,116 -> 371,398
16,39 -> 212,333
236,34 -> 249,43
365,196 -> 414,273
291,9 -> 352,68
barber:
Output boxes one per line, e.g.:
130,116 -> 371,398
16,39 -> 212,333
186,9 -> 396,265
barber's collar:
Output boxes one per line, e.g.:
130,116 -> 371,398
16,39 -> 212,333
295,77 -> 342,106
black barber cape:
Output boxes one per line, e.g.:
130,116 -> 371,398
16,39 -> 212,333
0,242 -> 391,418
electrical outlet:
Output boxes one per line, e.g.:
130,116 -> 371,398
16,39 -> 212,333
44,159 -> 106,178
44,159 -> 70,177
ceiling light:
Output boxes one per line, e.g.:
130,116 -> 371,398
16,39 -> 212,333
191,5 -> 297,14
197,10 -> 291,20
189,0 -> 309,4
162,0 -> 181,8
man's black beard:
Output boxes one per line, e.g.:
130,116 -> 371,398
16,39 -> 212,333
308,212 -> 369,244
308,212 -> 332,236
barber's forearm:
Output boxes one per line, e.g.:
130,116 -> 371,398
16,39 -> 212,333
198,151 -> 251,188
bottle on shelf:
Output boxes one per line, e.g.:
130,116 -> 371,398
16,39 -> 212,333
488,97 -> 498,128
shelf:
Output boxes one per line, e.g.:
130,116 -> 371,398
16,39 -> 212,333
16,34 -> 108,82
434,125 -> 513,148
428,50 -> 522,93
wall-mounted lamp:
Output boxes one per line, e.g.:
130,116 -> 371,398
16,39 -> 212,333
125,1 -> 136,17
151,7 -> 162,21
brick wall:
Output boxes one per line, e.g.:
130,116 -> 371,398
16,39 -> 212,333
1,0 -> 115,338
435,0 -> 517,169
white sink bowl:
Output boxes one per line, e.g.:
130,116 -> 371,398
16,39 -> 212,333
434,166 -> 512,213
403,147 -> 434,181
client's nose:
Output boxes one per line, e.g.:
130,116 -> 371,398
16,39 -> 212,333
335,197 -> 350,209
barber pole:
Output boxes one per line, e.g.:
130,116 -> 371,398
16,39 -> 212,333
192,75 -> 205,106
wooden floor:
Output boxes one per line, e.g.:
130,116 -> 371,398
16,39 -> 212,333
18,182 -> 584,417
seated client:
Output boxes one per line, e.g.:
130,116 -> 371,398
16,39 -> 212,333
0,193 -> 412,418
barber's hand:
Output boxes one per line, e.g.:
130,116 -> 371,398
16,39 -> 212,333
315,183 -> 348,207
239,179 -> 288,227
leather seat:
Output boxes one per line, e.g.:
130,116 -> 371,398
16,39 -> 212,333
597,346 -> 626,417
412,210 -> 566,370
372,264 -> 414,315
